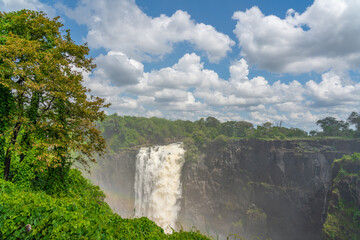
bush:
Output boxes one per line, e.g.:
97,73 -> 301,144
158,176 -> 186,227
0,169 -> 211,239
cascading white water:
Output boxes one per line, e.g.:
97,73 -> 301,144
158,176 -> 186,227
134,143 -> 185,233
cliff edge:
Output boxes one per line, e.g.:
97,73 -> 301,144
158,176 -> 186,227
179,139 -> 360,240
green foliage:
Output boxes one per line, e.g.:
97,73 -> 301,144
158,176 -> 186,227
169,228 -> 211,240
348,112 -> 360,131
334,152 -> 360,163
322,153 -> 360,239
99,115 -> 312,155
316,117 -> 350,137
183,138 -> 201,163
248,125 -> 308,139
313,112 -> 360,138
0,168 -> 211,239
0,10 -> 109,180
212,135 -> 229,148
0,83 -> 15,174
0,10 -> 211,238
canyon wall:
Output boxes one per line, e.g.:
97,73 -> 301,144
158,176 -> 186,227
179,139 -> 360,240
89,139 -> 360,240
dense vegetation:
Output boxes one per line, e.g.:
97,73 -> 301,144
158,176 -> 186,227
311,112 -> 360,138
0,168 -> 211,239
322,153 -> 360,240
99,112 -> 360,156
0,10 -> 211,239
0,10 -> 109,181
99,114 -> 309,151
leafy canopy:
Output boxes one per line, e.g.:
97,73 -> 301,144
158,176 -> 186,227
0,169 -> 211,240
0,10 -> 109,180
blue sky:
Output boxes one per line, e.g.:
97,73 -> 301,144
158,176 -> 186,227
1,0 -> 360,130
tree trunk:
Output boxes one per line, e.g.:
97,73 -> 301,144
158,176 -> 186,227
4,153 -> 11,181
3,122 -> 21,180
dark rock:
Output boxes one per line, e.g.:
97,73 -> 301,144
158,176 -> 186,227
88,139 -> 360,240
179,139 -> 360,240
322,155 -> 360,239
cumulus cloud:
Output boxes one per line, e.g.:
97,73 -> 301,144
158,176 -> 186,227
84,52 -> 208,115
145,110 -> 163,118
82,51 -> 144,98
4,0 -> 360,131
306,71 -> 360,107
195,59 -> 305,108
148,53 -> 222,89
230,59 -> 249,81
233,0 -> 360,73
0,0 -> 56,17
59,0 -> 234,62
81,47 -> 359,130
94,51 -> 144,87
107,96 -> 139,110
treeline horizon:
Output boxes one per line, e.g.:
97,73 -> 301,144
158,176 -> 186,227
99,112 -> 360,152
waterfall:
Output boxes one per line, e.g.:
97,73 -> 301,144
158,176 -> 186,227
134,143 -> 185,233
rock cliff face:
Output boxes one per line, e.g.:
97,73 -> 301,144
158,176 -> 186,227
89,139 -> 360,240
179,139 -> 360,240
322,154 -> 360,239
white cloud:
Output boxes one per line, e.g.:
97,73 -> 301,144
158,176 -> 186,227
289,111 -> 317,123
4,0 -> 360,131
233,0 -> 360,73
84,51 -> 360,131
195,59 -> 305,108
94,51 -> 144,87
106,96 -> 139,110
148,53 -> 222,89
83,51 -> 144,98
306,71 -> 360,107
154,89 -> 188,103
145,110 -> 163,118
230,59 -> 249,81
0,0 -> 56,17
250,110 -> 288,125
60,0 -> 234,62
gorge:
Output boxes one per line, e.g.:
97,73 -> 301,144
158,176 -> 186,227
89,139 -> 360,240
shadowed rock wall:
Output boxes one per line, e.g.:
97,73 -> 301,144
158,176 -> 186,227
88,139 -> 360,240
179,139 -> 360,240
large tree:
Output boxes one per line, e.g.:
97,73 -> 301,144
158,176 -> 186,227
316,117 -> 349,136
347,112 -> 360,131
0,10 -> 109,180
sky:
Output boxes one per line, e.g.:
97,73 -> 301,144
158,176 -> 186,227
1,0 -> 360,130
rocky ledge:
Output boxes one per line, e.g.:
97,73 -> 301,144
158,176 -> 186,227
179,139 -> 360,240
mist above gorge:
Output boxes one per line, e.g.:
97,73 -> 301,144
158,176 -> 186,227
88,115 -> 360,240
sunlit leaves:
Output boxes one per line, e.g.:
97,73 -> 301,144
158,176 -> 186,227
0,170 -> 210,239
0,10 -> 108,179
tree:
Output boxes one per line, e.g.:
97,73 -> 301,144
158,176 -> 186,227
234,121 -> 253,137
262,122 -> 273,129
309,130 -> 317,137
205,116 -> 220,128
347,112 -> 360,131
0,10 -> 109,180
316,117 -> 349,136
0,84 -> 15,170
